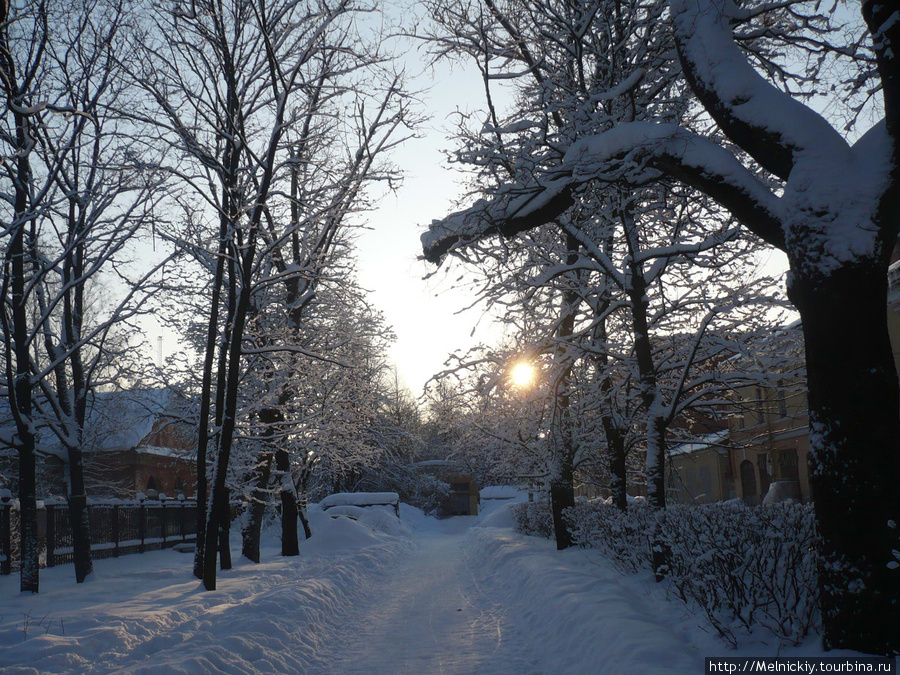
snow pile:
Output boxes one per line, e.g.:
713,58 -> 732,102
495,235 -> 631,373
465,527 -> 708,672
479,485 -> 521,500
307,503 -> 412,542
476,488 -> 528,529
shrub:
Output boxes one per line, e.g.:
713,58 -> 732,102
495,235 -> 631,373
511,499 -> 555,539
565,499 -> 655,574
565,499 -> 819,648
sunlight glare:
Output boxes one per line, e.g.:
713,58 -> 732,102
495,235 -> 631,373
510,362 -> 536,388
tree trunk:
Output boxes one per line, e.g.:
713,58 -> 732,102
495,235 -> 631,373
257,394 -> 300,557
788,262 -> 900,655
193,228 -> 227,580
203,481 -> 230,589
62,243 -> 93,584
17,434 -> 39,593
4,35 -> 40,591
276,448 -> 300,556
241,453 -> 273,564
218,490 -> 232,571
299,502 -> 312,540
603,418 -> 628,511
645,414 -> 667,511
550,463 -> 576,550
66,461 -> 92,583
549,232 -> 581,551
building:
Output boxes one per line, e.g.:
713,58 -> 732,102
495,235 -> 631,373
0,389 -> 196,500
889,257 -> 900,376
672,264 -> 900,506
728,379 -> 810,504
667,431 -> 732,504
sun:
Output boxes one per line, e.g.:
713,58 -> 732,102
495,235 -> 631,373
510,362 -> 536,388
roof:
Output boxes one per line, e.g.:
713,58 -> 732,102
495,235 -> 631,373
1,388 -> 184,459
668,430 -> 729,457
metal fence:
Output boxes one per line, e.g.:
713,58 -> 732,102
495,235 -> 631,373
0,498 -> 198,574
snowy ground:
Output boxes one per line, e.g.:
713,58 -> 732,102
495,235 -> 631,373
0,495 -> 857,674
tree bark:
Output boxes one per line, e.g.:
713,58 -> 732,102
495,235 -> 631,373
787,262 -> 900,655
550,466 -> 575,550
241,453 -> 272,564
275,448 -> 300,556
603,418 -> 628,511
7,121 -> 39,595
550,233 -> 580,550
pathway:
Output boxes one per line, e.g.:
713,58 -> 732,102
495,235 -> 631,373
317,518 -> 538,674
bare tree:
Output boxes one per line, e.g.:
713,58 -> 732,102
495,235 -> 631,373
130,0 -> 414,588
1,0 -> 171,588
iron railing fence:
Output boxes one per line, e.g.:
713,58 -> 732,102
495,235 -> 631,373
0,497 -> 198,574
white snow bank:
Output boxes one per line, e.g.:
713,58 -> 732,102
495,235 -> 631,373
466,528 -> 709,672
466,525 -> 863,666
475,490 -> 528,529
307,502 -> 412,543
0,516 -> 412,674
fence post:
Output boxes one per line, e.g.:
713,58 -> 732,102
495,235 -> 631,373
113,504 -> 120,558
0,491 -> 11,575
46,504 -> 56,568
139,501 -> 146,554
160,503 -> 167,544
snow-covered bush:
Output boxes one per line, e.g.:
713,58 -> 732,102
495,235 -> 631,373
565,499 -> 655,573
511,499 -> 554,539
566,499 -> 819,648
659,502 -> 818,647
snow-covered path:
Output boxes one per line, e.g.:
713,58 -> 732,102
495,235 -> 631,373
317,518 -> 536,674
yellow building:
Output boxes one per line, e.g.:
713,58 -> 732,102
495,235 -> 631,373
889,259 -> 900,377
667,431 -> 732,504
668,257 -> 900,507
728,382 -> 810,504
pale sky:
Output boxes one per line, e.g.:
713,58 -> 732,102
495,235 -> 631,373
355,58 -> 503,396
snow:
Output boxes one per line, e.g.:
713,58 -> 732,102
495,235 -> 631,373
319,492 -> 400,509
0,495 -> 860,674
479,485 -> 521,500
668,430 -> 729,457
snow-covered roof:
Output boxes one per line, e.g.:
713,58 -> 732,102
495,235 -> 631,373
85,389 -> 171,453
668,430 -> 729,457
0,388 -> 182,459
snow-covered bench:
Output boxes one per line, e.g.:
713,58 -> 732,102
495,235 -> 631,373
480,486 -> 521,501
319,492 -> 400,518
